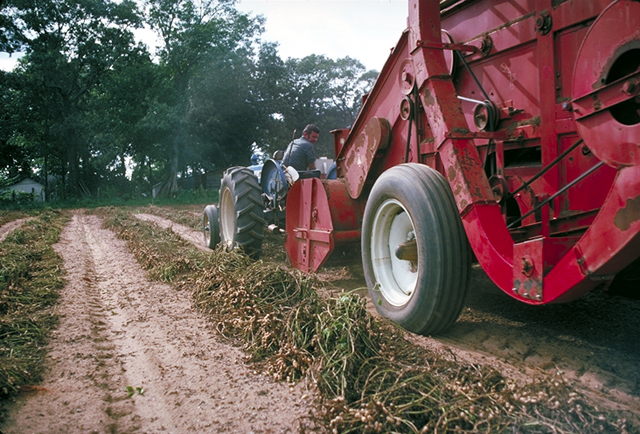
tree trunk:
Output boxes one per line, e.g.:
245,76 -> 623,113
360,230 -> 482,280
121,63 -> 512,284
67,142 -> 79,198
157,74 -> 188,198
156,138 -> 180,198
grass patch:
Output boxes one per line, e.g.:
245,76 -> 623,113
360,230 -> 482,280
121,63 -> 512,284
0,209 -> 47,227
0,210 -> 68,415
98,206 -> 635,433
0,186 -> 217,213
0,211 -> 27,228
132,204 -> 206,230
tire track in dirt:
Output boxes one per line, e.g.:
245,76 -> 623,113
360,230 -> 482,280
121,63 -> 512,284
1,210 -> 312,434
134,213 -> 207,252
136,211 -> 640,420
0,217 -> 35,242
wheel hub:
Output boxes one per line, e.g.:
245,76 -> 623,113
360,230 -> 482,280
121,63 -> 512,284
394,238 -> 418,263
371,199 -> 418,306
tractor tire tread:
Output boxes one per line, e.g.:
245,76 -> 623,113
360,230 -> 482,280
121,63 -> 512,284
219,167 -> 265,257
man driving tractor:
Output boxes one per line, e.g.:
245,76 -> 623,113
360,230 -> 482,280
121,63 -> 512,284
282,124 -> 320,172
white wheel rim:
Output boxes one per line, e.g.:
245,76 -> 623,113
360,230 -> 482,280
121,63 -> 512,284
204,214 -> 211,244
370,199 -> 418,307
220,188 -> 235,247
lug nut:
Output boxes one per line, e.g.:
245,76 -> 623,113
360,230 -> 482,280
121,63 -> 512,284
622,80 -> 637,95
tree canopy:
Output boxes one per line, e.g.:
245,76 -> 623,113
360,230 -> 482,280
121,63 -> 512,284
0,0 -> 377,200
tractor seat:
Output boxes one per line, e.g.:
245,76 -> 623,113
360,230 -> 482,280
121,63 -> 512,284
297,169 -> 322,179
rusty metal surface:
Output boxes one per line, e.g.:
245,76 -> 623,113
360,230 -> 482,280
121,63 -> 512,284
285,179 -> 363,273
292,0 -> 640,307
572,0 -> 640,168
343,117 -> 391,199
285,179 -> 333,273
512,239 -> 544,302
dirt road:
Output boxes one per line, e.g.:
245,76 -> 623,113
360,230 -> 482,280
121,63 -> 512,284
1,208 -> 639,433
124,211 -> 640,418
1,211 -> 312,433
437,268 -> 640,414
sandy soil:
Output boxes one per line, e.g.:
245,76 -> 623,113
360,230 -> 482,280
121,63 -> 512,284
2,209 -> 639,433
1,210 -> 313,434
300,247 -> 640,418
125,213 -> 640,419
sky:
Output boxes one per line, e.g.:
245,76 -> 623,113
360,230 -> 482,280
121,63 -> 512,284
234,0 -> 409,71
0,0 -> 409,72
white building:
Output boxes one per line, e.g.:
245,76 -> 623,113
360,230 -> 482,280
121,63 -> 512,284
2,177 -> 45,201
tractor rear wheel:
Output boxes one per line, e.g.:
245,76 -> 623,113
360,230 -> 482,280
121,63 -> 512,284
219,167 -> 265,258
202,204 -> 220,249
362,163 -> 470,335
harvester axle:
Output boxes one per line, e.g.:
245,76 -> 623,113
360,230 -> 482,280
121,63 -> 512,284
395,239 -> 418,262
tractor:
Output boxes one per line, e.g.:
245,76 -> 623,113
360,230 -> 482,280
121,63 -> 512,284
204,0 -> 640,336
202,156 -> 327,255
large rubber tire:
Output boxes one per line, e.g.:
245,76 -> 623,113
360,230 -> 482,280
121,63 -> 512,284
202,204 -> 220,249
219,167 -> 265,258
362,163 -> 470,335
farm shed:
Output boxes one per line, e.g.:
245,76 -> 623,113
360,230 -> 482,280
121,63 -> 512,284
1,177 -> 44,201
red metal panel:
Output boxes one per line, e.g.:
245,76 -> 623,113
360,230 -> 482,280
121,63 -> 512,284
559,134 -> 616,213
407,0 -> 640,304
343,117 -> 391,199
554,24 -> 590,102
575,167 -> 640,277
285,179 -> 333,273
512,238 -> 544,302
285,179 -> 363,272
455,44 -> 540,134
512,236 -> 580,303
572,1 -> 640,168
330,128 -> 349,162
441,0 -> 537,45
288,0 -> 640,309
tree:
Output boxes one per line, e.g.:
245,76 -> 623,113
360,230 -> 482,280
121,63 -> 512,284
1,0 -> 379,202
187,49 -> 264,170
143,0 -> 264,197
82,43 -> 157,196
263,54 -> 378,158
0,0 -> 23,54
1,0 -> 149,198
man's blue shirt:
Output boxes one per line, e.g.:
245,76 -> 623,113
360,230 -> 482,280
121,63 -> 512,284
283,137 -> 316,172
